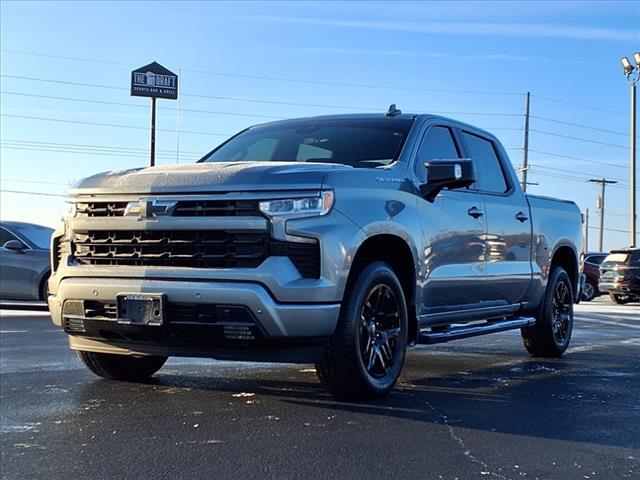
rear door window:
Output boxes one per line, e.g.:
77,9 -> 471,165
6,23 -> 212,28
462,132 -> 508,193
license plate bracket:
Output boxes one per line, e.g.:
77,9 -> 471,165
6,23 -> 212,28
116,294 -> 166,326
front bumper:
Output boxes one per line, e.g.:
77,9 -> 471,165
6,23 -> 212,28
48,277 -> 340,359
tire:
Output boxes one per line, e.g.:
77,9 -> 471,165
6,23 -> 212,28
581,279 -> 597,302
609,293 -> 631,305
315,261 -> 408,401
39,273 -> 50,301
77,351 -> 167,382
521,266 -> 573,358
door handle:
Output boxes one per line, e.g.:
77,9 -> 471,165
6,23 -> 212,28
467,206 -> 484,218
515,211 -> 529,222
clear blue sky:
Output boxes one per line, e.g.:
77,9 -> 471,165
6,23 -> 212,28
1,0 -> 638,251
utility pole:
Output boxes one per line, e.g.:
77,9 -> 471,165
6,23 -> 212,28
522,91 -> 531,192
585,208 -> 589,252
589,178 -> 618,252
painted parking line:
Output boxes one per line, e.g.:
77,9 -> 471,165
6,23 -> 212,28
576,316 -> 640,330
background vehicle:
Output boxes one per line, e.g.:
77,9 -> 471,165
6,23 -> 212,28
581,252 -> 608,301
48,112 -> 583,400
0,221 -> 53,301
599,248 -> 640,304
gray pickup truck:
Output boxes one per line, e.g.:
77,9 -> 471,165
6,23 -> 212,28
49,109 -> 584,400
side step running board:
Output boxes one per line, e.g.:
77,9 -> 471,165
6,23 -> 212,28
418,317 -> 536,345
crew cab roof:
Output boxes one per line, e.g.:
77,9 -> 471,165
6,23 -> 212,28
247,112 -> 500,140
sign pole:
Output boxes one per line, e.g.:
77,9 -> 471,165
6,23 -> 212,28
131,61 -> 178,167
150,96 -> 157,167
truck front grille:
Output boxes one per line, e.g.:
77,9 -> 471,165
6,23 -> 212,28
71,230 -> 321,277
73,230 -> 268,269
76,200 -> 260,217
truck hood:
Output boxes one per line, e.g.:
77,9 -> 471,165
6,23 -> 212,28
70,161 -> 352,196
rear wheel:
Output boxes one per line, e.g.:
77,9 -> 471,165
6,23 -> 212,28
609,293 -> 631,304
581,279 -> 597,301
316,262 -> 408,401
521,267 -> 573,357
77,351 -> 167,381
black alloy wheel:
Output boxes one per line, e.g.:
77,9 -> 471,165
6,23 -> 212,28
359,284 -> 403,379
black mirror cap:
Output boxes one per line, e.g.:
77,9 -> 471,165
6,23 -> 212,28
420,159 -> 476,202
3,239 -> 26,251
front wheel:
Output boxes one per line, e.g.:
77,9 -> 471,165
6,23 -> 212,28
609,293 -> 631,304
77,351 -> 167,382
521,267 -> 574,357
316,262 -> 408,401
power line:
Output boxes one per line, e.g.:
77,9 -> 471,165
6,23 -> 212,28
1,139 -> 203,157
0,178 -> 70,186
530,129 -> 629,150
1,48 -> 523,97
530,115 -> 629,137
1,74 -> 527,115
0,91 -> 286,120
1,113 -> 231,137
0,144 -> 202,162
528,164 -> 629,185
527,149 -> 627,170
531,94 -> 625,117
528,171 -> 627,190
1,89 -> 524,121
0,74 -> 383,111
0,189 -> 66,198
587,225 -> 630,234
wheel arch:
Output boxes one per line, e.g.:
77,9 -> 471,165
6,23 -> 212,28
37,269 -> 51,301
347,234 -> 419,343
550,244 -> 579,297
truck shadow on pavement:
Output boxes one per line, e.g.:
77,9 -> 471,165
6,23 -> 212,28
135,348 -> 639,450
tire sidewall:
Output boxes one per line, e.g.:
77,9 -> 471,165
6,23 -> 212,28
540,267 -> 574,351
347,262 -> 408,393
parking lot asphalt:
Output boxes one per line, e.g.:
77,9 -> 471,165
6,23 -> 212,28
1,299 -> 638,480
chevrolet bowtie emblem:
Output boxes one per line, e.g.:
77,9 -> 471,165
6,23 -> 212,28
124,198 -> 177,220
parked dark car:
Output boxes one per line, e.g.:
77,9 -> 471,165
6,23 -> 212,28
598,248 -> 640,304
0,221 -> 53,301
581,252 -> 608,301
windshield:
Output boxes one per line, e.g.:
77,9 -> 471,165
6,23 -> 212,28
201,118 -> 414,168
11,223 -> 53,249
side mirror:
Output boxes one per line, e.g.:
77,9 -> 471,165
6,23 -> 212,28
419,159 -> 476,202
3,239 -> 26,252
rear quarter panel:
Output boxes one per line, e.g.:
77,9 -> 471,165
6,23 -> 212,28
526,194 -> 583,304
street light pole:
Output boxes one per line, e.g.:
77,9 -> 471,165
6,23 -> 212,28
631,78 -> 637,246
620,53 -> 639,247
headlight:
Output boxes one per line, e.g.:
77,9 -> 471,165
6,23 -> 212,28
259,191 -> 334,218
62,201 -> 76,221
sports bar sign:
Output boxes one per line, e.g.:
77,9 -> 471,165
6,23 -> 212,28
131,61 -> 178,100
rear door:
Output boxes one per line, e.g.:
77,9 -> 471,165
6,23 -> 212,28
415,125 -> 488,314
458,131 -> 533,306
